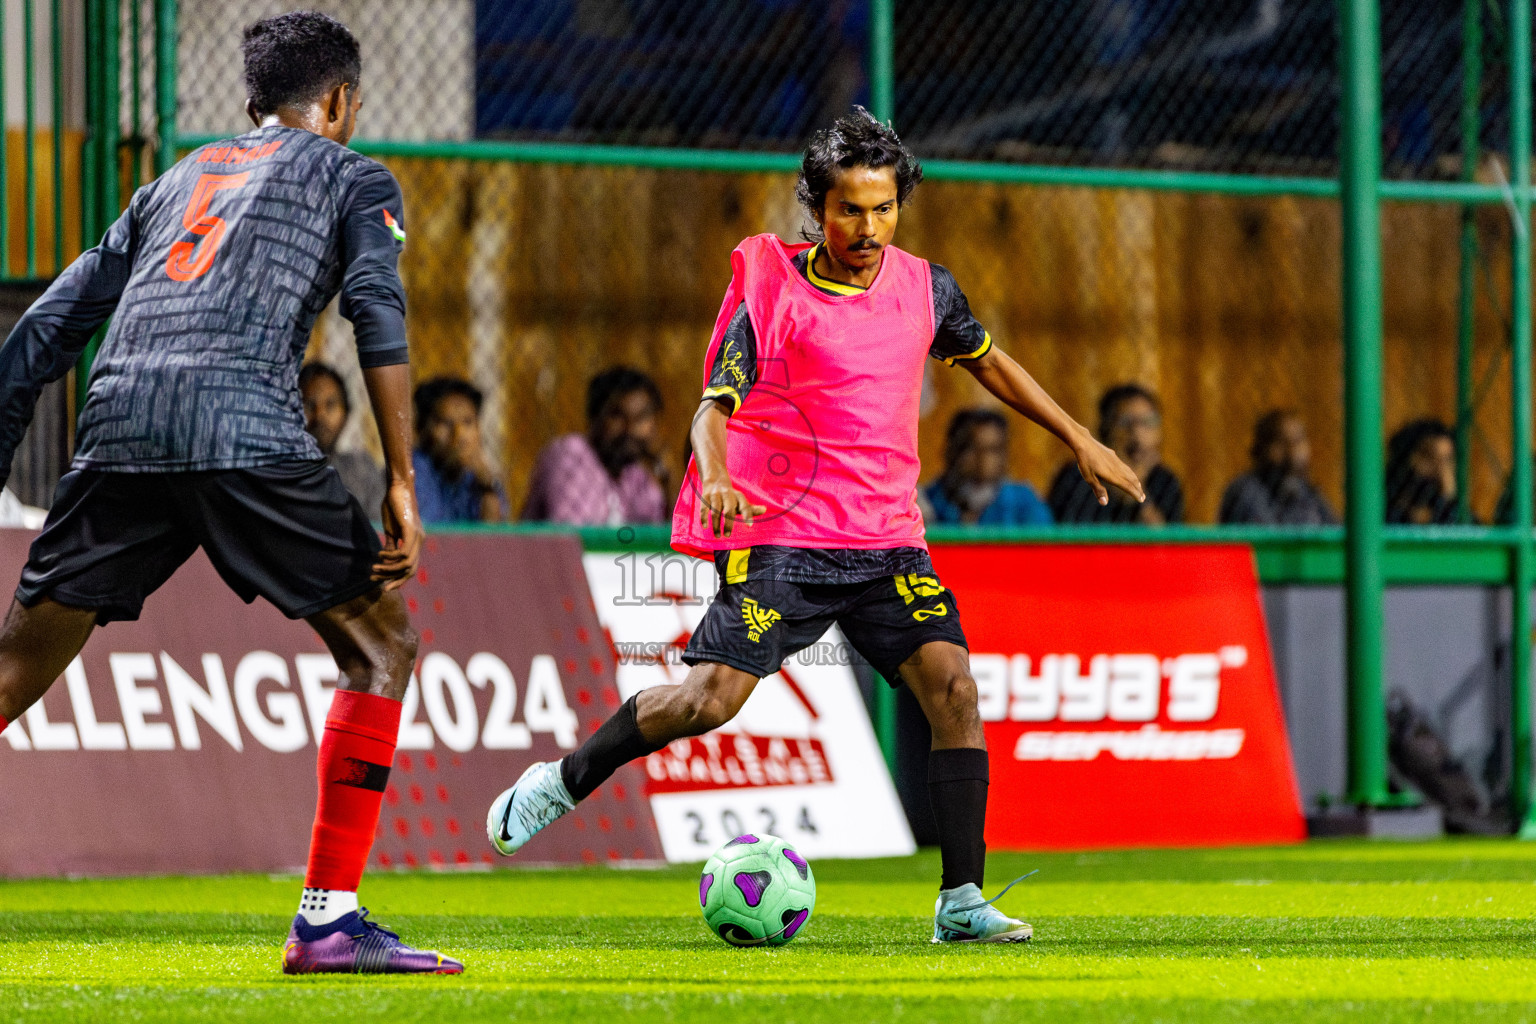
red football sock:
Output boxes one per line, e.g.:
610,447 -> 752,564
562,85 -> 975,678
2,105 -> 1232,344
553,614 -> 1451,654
304,689 -> 401,892
0,713 -> 9,735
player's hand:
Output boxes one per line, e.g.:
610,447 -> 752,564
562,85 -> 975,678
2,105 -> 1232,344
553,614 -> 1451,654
374,478 -> 424,590
1072,433 -> 1146,507
699,475 -> 766,538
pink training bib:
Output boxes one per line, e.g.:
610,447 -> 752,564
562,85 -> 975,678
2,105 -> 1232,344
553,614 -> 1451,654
672,234 -> 936,557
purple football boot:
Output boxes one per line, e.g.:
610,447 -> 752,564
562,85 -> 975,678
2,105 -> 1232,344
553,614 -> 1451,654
282,909 -> 464,975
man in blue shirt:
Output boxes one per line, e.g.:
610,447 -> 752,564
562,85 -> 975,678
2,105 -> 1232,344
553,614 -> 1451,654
924,408 -> 1053,526
411,376 -> 507,523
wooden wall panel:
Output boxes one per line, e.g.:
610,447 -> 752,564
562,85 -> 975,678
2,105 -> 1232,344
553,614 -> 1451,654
367,161 -> 1512,524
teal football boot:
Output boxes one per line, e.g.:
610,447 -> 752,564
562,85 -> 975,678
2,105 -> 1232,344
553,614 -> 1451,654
931,873 -> 1035,944
486,761 -> 576,856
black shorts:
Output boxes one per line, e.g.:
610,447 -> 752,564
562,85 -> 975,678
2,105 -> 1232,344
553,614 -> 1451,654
683,570 -> 968,685
16,461 -> 382,624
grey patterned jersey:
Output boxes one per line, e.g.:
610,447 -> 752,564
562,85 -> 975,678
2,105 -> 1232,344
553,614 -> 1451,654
0,124 -> 408,478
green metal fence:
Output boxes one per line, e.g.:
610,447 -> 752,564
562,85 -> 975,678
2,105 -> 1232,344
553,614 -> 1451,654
5,0 -> 1534,825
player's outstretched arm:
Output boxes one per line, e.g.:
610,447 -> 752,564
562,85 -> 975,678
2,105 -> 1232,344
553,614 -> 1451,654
0,209 -> 135,488
963,347 -> 1145,507
363,362 -> 422,589
691,397 -> 765,538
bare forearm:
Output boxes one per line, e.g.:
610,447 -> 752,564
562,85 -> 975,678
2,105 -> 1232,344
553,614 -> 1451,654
690,396 -> 764,537
362,363 -> 416,484
966,348 -> 1089,449
963,346 -> 1146,505
691,398 -> 732,482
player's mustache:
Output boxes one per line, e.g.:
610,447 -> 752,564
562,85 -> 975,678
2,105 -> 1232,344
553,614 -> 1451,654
847,239 -> 881,251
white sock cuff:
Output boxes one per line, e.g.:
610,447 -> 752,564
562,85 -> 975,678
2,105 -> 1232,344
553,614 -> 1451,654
297,887 -> 359,926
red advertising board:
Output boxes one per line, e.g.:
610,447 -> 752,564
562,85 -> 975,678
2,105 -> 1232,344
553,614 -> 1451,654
0,530 -> 663,877
929,543 -> 1305,850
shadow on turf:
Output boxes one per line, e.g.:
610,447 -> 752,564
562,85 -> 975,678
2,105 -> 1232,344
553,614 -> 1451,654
831,847 -> 1536,886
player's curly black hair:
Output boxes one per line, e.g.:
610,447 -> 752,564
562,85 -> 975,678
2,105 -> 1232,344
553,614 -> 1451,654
241,11 -> 361,117
796,107 -> 923,236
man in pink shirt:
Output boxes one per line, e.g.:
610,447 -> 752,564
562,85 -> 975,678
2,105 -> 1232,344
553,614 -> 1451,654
521,366 -> 669,526
489,110 -> 1142,943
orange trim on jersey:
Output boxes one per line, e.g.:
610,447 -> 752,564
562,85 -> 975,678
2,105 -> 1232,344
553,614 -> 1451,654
196,139 -> 284,165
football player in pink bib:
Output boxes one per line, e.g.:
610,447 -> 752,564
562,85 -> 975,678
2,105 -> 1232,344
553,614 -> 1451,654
489,109 -> 1144,944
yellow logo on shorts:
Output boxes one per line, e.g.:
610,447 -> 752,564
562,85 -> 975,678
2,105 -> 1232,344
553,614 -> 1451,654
895,574 -> 948,621
741,598 -> 782,643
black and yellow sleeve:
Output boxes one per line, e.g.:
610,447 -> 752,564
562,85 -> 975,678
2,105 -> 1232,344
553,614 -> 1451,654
702,301 -> 759,414
929,264 -> 994,367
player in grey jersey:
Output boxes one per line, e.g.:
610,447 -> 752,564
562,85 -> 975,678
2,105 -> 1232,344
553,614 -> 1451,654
0,12 -> 461,975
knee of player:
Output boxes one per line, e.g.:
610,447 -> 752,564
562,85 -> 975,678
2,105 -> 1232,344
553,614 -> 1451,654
683,691 -> 736,733
361,620 -> 418,686
394,623 -> 421,664
935,670 -> 981,721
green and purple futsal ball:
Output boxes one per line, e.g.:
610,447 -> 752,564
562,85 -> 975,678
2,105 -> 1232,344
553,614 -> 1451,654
699,834 -> 816,947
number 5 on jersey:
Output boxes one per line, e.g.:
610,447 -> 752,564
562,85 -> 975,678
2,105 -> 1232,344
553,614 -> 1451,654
165,172 -> 250,282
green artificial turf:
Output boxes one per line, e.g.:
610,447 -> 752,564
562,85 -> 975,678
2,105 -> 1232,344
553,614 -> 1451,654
4,841 -> 1536,1022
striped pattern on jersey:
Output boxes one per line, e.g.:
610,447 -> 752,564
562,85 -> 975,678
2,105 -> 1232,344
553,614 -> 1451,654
74,126 -> 392,472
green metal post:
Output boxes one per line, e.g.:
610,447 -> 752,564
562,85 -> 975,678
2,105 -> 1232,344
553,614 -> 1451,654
77,0 -> 114,414
1341,0 -> 1391,807
1455,0 -> 1483,522
129,0 -> 141,191
24,0 -> 37,277
1508,0 -> 1535,832
869,0 -> 894,125
80,0 -> 99,252
866,0 -> 898,775
103,0 -> 119,213
873,674 -> 897,778
51,0 -> 63,273
154,0 -> 175,176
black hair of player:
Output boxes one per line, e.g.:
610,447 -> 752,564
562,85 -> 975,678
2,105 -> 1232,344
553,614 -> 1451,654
796,107 -> 923,237
944,408 -> 1008,467
242,11 -> 361,117
1097,383 -> 1161,439
586,366 -> 663,424
298,361 -> 350,417
414,376 -> 483,434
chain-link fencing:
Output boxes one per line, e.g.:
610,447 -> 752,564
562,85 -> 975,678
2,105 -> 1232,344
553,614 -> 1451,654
898,0 -> 1513,181
86,0 -> 1515,526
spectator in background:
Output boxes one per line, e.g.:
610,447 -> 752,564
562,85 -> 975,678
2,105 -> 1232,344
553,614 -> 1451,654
923,408 -> 1052,526
1387,418 -> 1459,525
299,362 -> 385,517
412,376 -> 507,524
522,366 -> 669,526
1048,383 -> 1184,524
1219,410 -> 1337,526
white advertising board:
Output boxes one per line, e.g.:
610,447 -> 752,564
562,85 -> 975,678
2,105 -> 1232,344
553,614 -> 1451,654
583,552 -> 916,862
